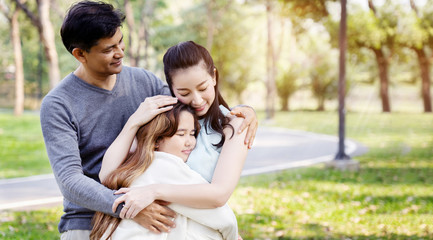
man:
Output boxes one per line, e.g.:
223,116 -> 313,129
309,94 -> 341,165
40,1 -> 257,239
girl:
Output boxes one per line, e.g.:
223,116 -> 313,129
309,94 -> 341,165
91,103 -> 239,239
96,41 -> 249,236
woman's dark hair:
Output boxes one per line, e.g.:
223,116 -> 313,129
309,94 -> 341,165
90,103 -> 199,240
163,41 -> 233,148
61,1 -> 125,53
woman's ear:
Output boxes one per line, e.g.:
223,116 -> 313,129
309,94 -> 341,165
72,48 -> 87,63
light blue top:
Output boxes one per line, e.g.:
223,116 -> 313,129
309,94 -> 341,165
186,106 -> 230,182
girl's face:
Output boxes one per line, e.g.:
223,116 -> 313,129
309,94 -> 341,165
171,63 -> 216,117
156,111 -> 197,162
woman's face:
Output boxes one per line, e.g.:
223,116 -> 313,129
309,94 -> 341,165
170,63 -> 216,117
156,111 -> 197,162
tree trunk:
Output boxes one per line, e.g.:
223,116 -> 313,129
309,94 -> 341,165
317,97 -> 325,111
414,48 -> 432,112
281,96 -> 289,111
265,0 -> 276,119
372,48 -> 391,112
206,0 -> 215,52
124,0 -> 137,67
11,8 -> 24,116
137,0 -> 155,69
38,0 -> 60,89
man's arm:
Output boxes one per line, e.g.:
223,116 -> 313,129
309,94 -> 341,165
40,97 -> 121,216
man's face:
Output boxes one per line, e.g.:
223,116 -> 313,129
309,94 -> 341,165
83,27 -> 125,77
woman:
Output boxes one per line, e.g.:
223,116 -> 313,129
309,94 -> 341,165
91,103 -> 239,239
97,41 -> 250,235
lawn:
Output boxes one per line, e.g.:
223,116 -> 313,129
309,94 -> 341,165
0,111 -> 432,239
0,112 -> 51,178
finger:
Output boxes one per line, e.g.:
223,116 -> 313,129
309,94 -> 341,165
112,196 -> 126,213
156,105 -> 174,114
230,110 -> 245,118
154,200 -> 171,206
120,206 -> 127,219
147,225 -> 162,234
244,119 -> 257,146
115,188 -> 130,194
152,217 -> 175,233
151,95 -> 177,100
248,121 -> 258,149
238,117 -> 250,135
130,208 -> 140,219
160,205 -> 177,219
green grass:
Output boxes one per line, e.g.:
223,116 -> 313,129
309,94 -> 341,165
0,113 -> 51,178
229,111 -> 433,239
0,111 -> 432,239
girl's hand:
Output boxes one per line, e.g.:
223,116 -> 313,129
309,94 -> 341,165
113,186 -> 157,219
129,95 -> 178,128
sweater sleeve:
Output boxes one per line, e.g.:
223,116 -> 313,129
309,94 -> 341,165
40,96 -> 121,217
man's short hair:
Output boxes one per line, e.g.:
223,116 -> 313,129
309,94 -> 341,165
61,1 -> 125,53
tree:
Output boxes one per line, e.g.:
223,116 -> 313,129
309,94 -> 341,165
265,0 -> 277,119
13,0 -> 60,89
399,0 -> 432,112
121,0 -> 163,68
276,64 -> 300,111
328,1 -> 396,112
310,52 -> 339,111
0,0 -> 24,116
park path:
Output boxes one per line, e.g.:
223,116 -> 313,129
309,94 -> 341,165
0,126 -> 367,211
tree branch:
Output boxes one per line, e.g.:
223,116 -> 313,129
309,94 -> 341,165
368,0 -> 377,16
13,0 -> 41,30
0,0 -> 13,21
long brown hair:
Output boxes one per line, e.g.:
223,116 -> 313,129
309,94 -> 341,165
90,103 -> 199,240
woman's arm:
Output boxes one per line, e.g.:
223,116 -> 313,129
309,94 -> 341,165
114,117 -> 249,218
99,95 -> 177,181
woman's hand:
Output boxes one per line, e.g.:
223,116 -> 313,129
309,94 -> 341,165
113,186 -> 157,219
230,105 -> 258,149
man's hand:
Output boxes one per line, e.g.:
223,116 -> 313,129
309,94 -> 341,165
230,106 -> 258,149
133,201 -> 177,233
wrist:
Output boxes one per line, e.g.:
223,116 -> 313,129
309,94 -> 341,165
125,116 -> 141,132
152,184 -> 168,202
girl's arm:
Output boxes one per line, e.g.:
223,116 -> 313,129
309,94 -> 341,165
99,95 -> 177,182
158,116 -> 247,207
114,117 -> 249,218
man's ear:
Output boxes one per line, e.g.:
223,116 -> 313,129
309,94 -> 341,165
71,48 -> 87,63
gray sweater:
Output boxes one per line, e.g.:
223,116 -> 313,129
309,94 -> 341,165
40,66 -> 170,233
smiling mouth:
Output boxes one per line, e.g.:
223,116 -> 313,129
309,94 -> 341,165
111,60 -> 122,66
182,149 -> 192,155
194,104 -> 206,112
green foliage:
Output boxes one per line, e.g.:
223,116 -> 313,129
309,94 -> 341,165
276,64 -> 303,111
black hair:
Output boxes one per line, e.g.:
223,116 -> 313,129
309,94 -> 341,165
61,1 -> 125,53
163,41 -> 233,148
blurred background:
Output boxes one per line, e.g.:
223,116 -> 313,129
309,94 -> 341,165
0,0 -> 431,116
